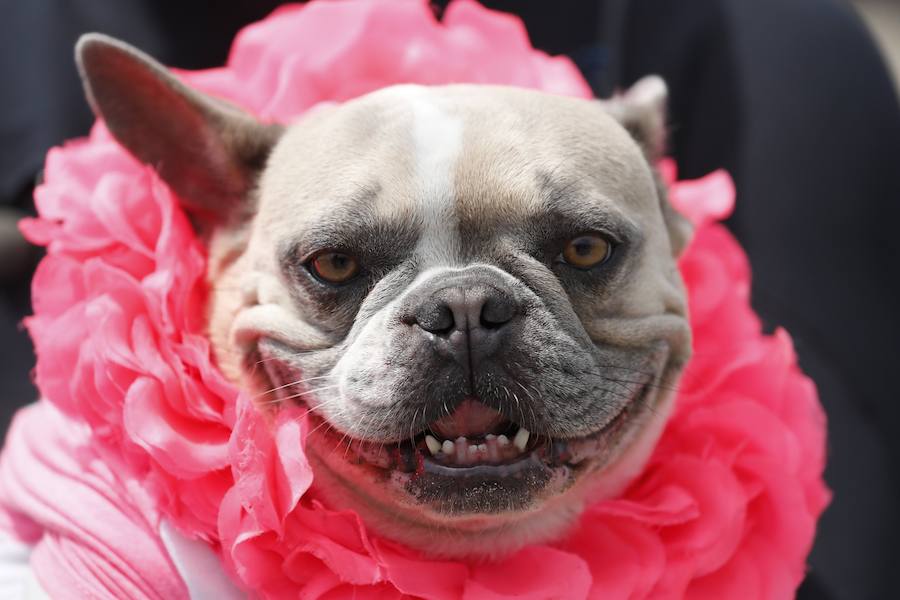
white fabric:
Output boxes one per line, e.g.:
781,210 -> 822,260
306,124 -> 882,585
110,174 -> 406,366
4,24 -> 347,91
159,520 -> 245,600
0,535 -> 49,600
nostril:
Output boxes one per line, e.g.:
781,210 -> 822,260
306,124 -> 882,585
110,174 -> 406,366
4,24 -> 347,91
415,302 -> 455,335
480,297 -> 516,329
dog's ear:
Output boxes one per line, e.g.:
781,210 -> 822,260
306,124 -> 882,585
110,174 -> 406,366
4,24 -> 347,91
602,76 -> 692,256
75,33 -> 283,228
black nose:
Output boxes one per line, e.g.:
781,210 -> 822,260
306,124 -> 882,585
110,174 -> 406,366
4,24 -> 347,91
414,286 -> 516,334
409,282 -> 519,364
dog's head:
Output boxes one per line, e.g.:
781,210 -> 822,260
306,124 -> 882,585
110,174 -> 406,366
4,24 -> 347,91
77,35 -> 692,558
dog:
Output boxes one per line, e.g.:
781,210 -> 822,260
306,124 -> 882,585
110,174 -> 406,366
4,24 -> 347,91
76,33 -> 692,559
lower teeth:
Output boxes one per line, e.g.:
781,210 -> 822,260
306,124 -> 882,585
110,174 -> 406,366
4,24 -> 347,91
425,428 -> 531,466
347,426 -> 555,471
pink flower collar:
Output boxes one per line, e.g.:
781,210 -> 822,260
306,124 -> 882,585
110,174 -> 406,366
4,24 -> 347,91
12,1 -> 829,597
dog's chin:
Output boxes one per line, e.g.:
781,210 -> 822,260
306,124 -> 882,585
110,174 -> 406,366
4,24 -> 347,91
297,384 -> 675,560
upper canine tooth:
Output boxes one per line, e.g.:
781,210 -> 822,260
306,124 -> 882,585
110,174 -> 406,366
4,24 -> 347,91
425,435 -> 441,455
513,428 -> 530,452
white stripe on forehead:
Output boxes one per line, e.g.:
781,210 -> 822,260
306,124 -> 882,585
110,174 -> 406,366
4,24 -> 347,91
404,87 -> 463,265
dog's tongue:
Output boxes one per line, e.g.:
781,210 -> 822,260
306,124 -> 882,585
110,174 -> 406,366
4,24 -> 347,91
431,398 -> 506,438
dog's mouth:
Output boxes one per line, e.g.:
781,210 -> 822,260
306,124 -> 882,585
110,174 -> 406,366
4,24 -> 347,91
341,397 -> 638,473
252,339 -> 660,518
307,387 -> 651,515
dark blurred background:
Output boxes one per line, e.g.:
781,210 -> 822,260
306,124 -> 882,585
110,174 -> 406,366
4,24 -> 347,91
1,1 -> 898,598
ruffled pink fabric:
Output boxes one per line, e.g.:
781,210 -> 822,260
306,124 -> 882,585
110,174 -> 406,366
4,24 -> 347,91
0,1 -> 828,598
0,402 -> 189,599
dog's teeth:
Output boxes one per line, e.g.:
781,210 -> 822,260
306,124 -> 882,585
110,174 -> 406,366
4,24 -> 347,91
455,437 -> 468,463
486,438 -> 501,462
425,431 -> 529,463
425,435 -> 441,455
513,428 -> 530,452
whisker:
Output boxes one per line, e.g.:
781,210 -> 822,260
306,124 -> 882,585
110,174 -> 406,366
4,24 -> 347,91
256,384 -> 341,406
303,415 -> 336,440
253,374 -> 331,398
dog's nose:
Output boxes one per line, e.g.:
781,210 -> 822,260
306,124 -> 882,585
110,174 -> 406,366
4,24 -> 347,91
410,283 -> 519,364
414,286 -> 516,333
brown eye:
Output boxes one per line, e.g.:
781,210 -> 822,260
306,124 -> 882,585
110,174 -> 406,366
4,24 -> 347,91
309,251 -> 359,284
561,235 -> 612,269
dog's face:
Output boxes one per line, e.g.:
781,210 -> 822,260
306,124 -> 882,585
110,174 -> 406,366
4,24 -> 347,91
77,35 -> 692,558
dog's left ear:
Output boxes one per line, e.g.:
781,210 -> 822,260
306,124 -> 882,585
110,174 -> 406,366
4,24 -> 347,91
75,33 -> 283,229
602,76 -> 692,257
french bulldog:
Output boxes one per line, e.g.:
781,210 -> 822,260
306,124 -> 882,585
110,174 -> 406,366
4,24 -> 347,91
75,33 -> 692,559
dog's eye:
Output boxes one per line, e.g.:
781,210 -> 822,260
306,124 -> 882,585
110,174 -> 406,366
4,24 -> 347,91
308,251 -> 360,284
559,235 -> 612,269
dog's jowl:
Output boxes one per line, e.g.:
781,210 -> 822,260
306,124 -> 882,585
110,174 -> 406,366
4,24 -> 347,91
77,34 -> 692,559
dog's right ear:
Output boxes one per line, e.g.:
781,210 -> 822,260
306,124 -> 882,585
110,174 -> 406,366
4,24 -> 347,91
75,33 -> 283,227
602,76 -> 692,257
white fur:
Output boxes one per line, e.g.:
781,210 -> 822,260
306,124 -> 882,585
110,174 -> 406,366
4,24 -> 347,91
406,88 -> 463,264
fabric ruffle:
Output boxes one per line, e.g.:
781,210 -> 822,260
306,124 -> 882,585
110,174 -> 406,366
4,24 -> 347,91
0,1 -> 828,598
